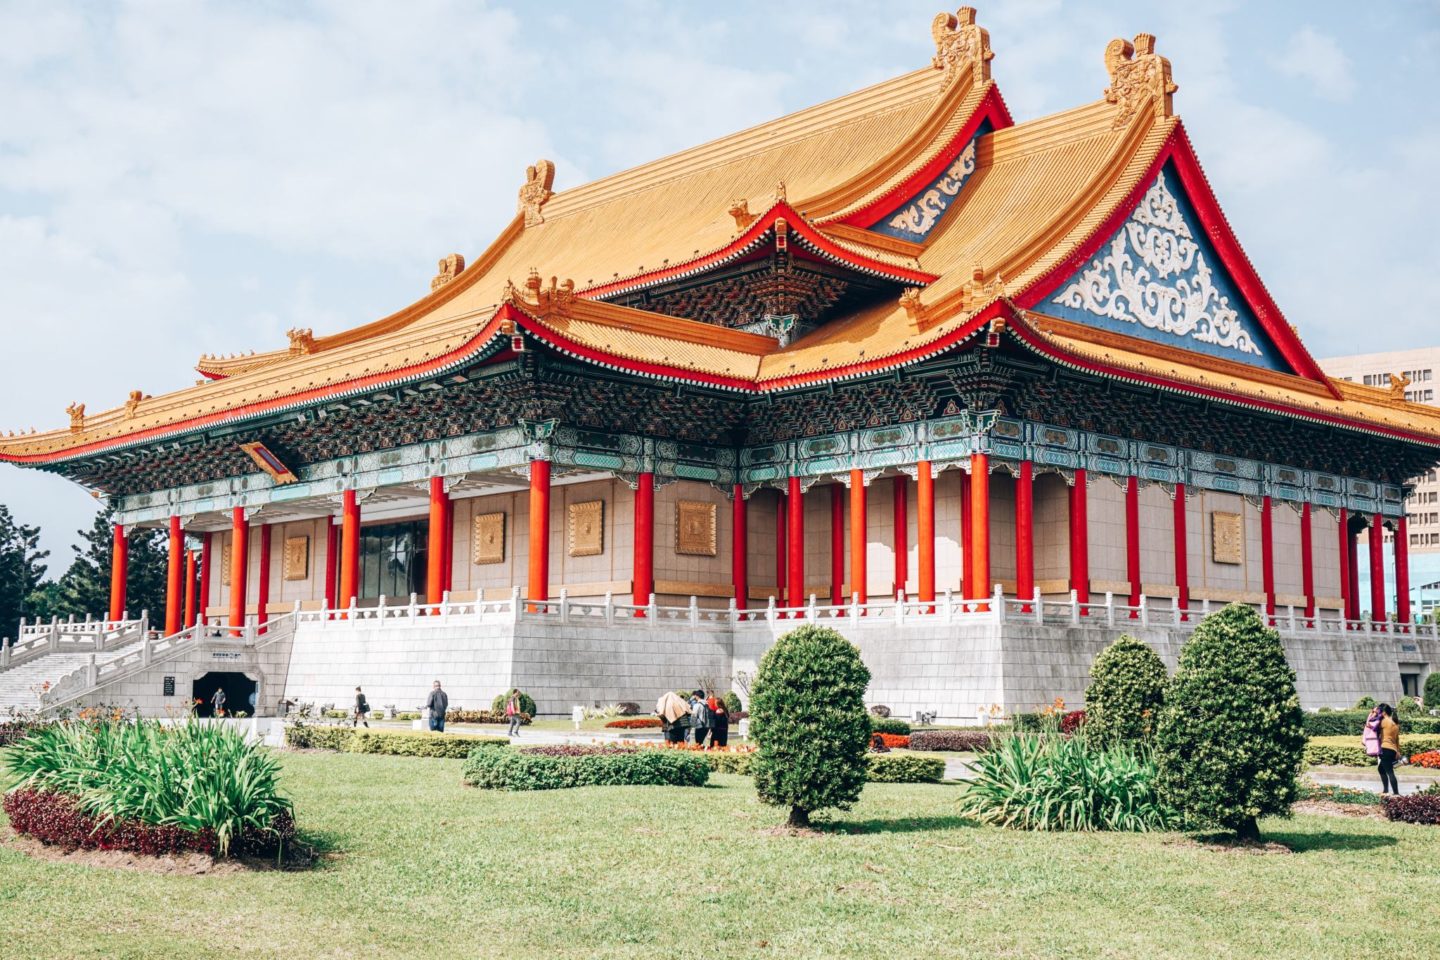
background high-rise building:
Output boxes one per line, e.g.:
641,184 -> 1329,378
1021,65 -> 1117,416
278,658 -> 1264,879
1319,347 -> 1440,617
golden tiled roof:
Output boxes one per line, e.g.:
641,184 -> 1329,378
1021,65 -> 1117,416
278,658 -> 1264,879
7,15 -> 1440,462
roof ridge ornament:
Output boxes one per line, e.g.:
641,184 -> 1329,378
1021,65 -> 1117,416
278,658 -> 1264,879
1389,372 -> 1412,401
431,253 -> 466,291
1103,33 -> 1178,130
518,159 -> 556,227
124,390 -> 150,419
963,266 -> 1006,308
729,199 -> 757,231
931,7 -> 993,89
511,268 -> 576,314
286,327 -> 316,356
66,403 -> 85,434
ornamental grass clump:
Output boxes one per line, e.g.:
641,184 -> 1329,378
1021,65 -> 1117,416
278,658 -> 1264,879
4,719 -> 293,857
1155,603 -> 1306,841
1084,635 -> 1167,746
750,625 -> 871,828
957,728 -> 1174,831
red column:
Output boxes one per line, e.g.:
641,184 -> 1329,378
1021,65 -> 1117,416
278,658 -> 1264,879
1125,476 -> 1141,614
1070,470 -> 1089,607
323,522 -> 338,612
183,549 -> 197,629
893,475 -> 909,599
108,523 -> 128,621
849,471 -> 867,606
427,476 -> 447,605
165,515 -> 184,635
441,489 -> 454,594
1300,502 -> 1315,620
1337,508 -> 1351,621
1369,515 -> 1386,625
1173,483 -> 1189,619
527,460 -> 551,605
198,532 -> 212,624
1016,461 -> 1034,609
788,476 -> 805,607
971,453 -> 991,609
960,471 -> 972,599
829,484 -> 844,605
340,490 -> 361,610
1261,496 -> 1276,620
634,472 -> 655,609
1347,522 -> 1361,621
256,523 -> 272,630
1396,516 -> 1411,626
732,486 -> 748,613
917,461 -> 936,607
228,508 -> 248,635
775,490 -> 787,608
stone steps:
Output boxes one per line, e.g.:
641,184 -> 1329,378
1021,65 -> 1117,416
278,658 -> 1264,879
0,639 -> 149,715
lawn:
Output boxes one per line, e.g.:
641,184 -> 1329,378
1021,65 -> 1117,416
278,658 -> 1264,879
1,751 -> 1438,959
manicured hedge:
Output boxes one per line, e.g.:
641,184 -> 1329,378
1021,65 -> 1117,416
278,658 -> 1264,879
866,754 -> 945,783
908,730 -> 995,752
448,709 -> 531,725
1304,710 -> 1440,737
3,788 -> 294,858
1382,790 -> 1440,825
869,717 -> 912,736
462,747 -> 709,790
285,725 -> 508,759
1304,734 -> 1440,767
490,691 -> 537,718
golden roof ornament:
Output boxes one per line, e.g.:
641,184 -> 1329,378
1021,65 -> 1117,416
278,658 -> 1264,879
729,199 -> 757,231
1103,33 -> 1177,130
931,7 -> 993,88
517,159 -> 556,227
773,180 -> 787,204
899,287 -> 927,324
431,253 -> 466,291
515,268 -> 576,313
962,266 -> 1006,307
1389,372 -> 1412,400
124,390 -> 148,419
286,328 -> 316,356
66,402 -> 85,434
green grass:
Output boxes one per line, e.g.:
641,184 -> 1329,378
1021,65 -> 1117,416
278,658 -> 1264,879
2,751 -> 1439,959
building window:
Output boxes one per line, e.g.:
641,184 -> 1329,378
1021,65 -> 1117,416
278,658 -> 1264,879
359,520 -> 429,601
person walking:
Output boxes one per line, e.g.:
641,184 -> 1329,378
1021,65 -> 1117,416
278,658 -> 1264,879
352,686 -> 371,728
689,689 -> 712,749
426,680 -> 449,733
710,698 -> 730,748
505,690 -> 523,737
210,686 -> 227,718
1377,703 -> 1401,795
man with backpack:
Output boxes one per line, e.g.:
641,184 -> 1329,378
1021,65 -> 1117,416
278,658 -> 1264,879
352,686 -> 371,728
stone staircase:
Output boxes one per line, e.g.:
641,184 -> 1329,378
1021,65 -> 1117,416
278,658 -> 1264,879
0,618 -> 149,717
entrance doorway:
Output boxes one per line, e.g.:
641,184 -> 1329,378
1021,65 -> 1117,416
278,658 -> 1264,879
192,672 -> 258,717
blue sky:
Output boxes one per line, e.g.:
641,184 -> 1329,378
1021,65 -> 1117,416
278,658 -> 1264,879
1,0 -> 1437,568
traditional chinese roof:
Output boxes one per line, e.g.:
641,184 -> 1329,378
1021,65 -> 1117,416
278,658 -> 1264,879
7,8 -> 1440,466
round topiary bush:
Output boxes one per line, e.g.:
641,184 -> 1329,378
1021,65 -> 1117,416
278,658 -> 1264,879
1155,604 -> 1305,840
723,691 -> 743,715
750,625 -> 871,828
492,690 -> 537,717
1084,635 -> 1167,746
1426,672 -> 1440,710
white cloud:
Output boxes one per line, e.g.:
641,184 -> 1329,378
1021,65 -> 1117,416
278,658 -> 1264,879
1274,26 -> 1356,101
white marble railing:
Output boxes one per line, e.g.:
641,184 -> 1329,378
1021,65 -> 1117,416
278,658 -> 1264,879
1,615 -> 149,672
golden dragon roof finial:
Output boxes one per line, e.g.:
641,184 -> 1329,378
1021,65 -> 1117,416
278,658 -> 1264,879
66,402 -> 85,434
518,159 -> 556,227
431,253 -> 466,291
931,7 -> 993,88
1104,33 -> 1177,129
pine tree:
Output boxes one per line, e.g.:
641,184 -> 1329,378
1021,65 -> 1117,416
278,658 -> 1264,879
0,504 -> 48,640
44,509 -> 169,624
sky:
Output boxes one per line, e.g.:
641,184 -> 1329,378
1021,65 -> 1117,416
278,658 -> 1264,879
1,0 -> 1437,571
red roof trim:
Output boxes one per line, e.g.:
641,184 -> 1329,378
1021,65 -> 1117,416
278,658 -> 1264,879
829,84 -> 1013,230
1014,124 -> 1338,398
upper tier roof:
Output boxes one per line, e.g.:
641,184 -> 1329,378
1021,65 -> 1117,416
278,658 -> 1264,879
8,9 -> 1440,465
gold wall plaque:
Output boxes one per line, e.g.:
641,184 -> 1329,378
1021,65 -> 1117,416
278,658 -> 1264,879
472,512 -> 505,565
568,500 -> 604,557
220,538 -> 232,586
676,500 -> 718,557
282,536 -> 309,581
1211,511 -> 1243,565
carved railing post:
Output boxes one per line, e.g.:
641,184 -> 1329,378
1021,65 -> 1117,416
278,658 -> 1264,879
559,588 -> 570,625
689,596 -> 700,627
943,588 -> 954,624
1033,588 -> 1044,625
1138,594 -> 1148,628
603,592 -> 615,627
727,598 -> 738,626
511,585 -> 522,623
1070,590 -> 1080,626
1105,592 -> 1115,627
648,593 -> 658,627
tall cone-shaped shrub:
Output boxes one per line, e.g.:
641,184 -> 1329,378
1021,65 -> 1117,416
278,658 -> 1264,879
750,625 -> 871,828
1155,604 -> 1305,839
1085,635 -> 1167,746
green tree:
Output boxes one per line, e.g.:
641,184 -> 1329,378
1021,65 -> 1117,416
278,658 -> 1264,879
749,625 -> 871,828
40,509 -> 168,624
1155,604 -> 1305,840
1425,671 -> 1440,710
0,504 -> 48,640
1084,635 -> 1167,746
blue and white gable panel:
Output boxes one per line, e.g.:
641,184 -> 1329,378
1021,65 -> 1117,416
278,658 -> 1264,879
1044,163 -> 1287,372
867,121 -> 991,243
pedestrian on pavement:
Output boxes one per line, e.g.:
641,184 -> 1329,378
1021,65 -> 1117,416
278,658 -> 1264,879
1362,705 -> 1382,759
1377,703 -> 1401,795
689,688 -> 712,749
353,686 -> 371,728
211,686 -> 227,718
426,681 -> 449,733
710,698 -> 730,748
505,690 -> 523,737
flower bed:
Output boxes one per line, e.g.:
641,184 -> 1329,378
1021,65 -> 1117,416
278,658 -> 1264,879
285,725 -> 508,759
908,730 -> 995,752
1381,788 -> 1440,825
0,719 -> 49,747
1060,710 -> 1087,735
462,746 -> 709,791
604,717 -> 662,729
1409,750 -> 1440,769
874,732 -> 910,749
866,754 -> 944,783
2,788 -> 294,858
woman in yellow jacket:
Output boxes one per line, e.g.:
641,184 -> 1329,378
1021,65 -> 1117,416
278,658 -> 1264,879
1377,703 -> 1401,795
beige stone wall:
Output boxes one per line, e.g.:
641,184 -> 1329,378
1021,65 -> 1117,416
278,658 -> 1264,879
450,490 -> 528,600
935,468 -> 964,594
1138,483 -> 1173,589
747,488 -> 781,602
1034,473 -> 1070,588
1272,502 -> 1305,601
1312,508 -> 1343,610
1087,477 -> 1127,586
654,479 -> 732,604
989,471 -> 1017,589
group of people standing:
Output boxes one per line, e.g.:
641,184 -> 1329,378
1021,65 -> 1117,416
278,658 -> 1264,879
655,689 -> 730,748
